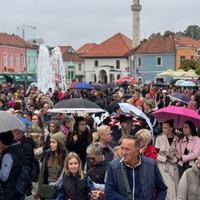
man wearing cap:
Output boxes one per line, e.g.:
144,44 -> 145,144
0,131 -> 22,199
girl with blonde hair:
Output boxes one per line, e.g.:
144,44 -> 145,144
57,152 -> 102,200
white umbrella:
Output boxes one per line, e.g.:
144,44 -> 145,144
157,69 -> 175,77
119,103 -> 153,133
0,111 -> 25,132
182,69 -> 199,78
49,108 -> 104,114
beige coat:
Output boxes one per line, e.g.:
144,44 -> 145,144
155,134 -> 179,200
177,163 -> 200,200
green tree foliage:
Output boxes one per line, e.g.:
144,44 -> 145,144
180,59 -> 200,75
149,32 -> 162,39
163,30 -> 175,37
184,25 -> 200,40
195,66 -> 200,75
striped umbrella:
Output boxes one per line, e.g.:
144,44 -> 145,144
0,111 -> 25,132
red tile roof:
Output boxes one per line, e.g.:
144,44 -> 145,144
81,33 -> 132,58
59,46 -> 70,54
131,36 -> 175,54
175,37 -> 200,48
76,43 -> 97,54
59,46 -> 82,61
0,32 -> 35,48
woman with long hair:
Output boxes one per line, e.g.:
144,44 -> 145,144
176,120 -> 200,178
38,132 -> 67,200
56,152 -> 102,200
66,116 -> 92,166
155,120 -> 180,200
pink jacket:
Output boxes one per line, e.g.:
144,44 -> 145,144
176,136 -> 200,167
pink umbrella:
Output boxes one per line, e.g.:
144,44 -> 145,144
152,106 -> 200,128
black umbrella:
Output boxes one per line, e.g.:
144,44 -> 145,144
50,98 -> 104,113
91,83 -> 103,90
103,83 -> 119,90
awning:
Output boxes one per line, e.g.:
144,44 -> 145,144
4,74 -> 15,83
14,74 -> 27,82
27,74 -> 37,82
0,74 -> 6,83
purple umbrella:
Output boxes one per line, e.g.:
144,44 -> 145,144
168,93 -> 190,104
152,106 -> 200,128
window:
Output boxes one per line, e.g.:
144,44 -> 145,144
3,53 -> 8,66
94,60 -> 98,67
68,71 -> 74,80
137,57 -> 142,67
180,56 -> 185,66
156,56 -> 162,66
78,64 -> 82,71
16,54 -> 20,67
116,60 -> 120,69
35,57 -> 38,67
21,55 -> 25,67
28,57 -> 31,66
9,54 -> 13,66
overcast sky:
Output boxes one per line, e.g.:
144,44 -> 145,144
1,0 -> 199,49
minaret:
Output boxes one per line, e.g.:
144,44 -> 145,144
131,0 -> 142,48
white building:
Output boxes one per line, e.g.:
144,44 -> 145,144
78,33 -> 132,83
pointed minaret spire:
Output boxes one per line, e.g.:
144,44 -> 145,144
131,0 -> 142,48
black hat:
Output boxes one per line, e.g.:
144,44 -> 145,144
0,131 -> 14,146
119,114 -> 132,123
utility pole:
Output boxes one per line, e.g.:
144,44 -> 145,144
17,24 -> 36,40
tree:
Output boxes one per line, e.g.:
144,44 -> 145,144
195,66 -> 200,75
149,32 -> 162,39
163,30 -> 175,37
184,25 -> 200,40
180,59 -> 200,75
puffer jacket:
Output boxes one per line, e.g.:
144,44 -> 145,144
177,162 -> 200,200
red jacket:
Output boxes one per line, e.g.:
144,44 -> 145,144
144,144 -> 159,160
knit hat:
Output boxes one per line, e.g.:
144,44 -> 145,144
0,131 -> 14,146
51,132 -> 66,146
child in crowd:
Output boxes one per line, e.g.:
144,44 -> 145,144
56,152 -> 103,200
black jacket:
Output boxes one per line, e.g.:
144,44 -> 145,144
0,143 -> 22,200
63,175 -> 89,200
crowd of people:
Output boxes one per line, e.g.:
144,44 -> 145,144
0,81 -> 200,200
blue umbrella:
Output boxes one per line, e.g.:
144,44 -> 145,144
73,82 -> 93,90
168,93 -> 190,104
16,115 -> 32,126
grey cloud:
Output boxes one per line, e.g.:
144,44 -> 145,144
0,0 -> 200,49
